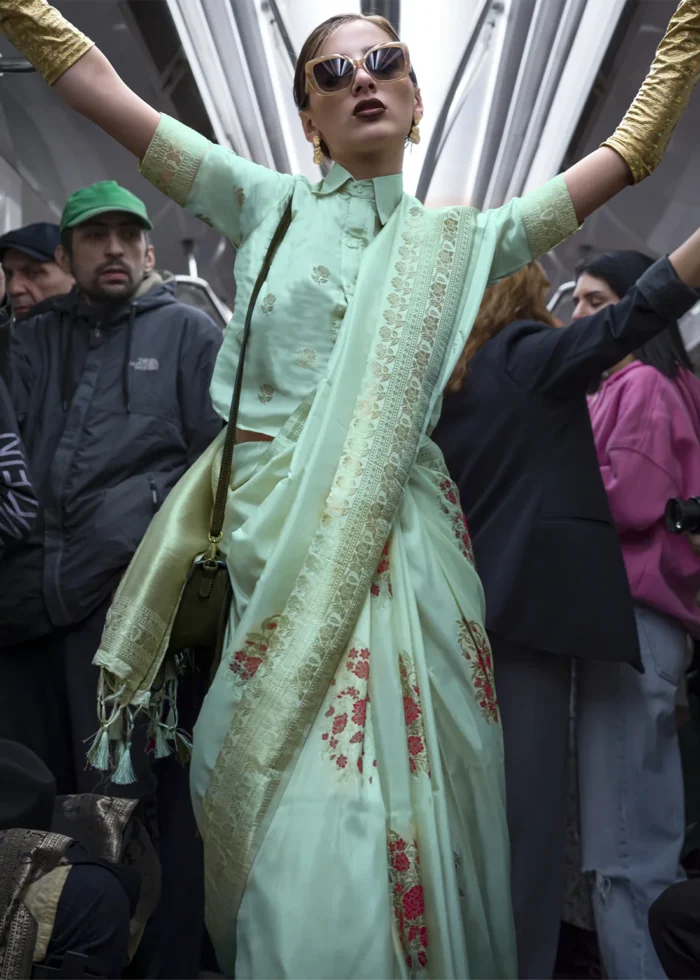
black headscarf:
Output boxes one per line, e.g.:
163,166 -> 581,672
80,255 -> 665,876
0,739 -> 56,831
577,250 -> 693,379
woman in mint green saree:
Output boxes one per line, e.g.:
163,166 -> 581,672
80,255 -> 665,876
3,0 -> 699,975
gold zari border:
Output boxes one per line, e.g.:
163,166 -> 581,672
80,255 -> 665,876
201,202 -> 477,955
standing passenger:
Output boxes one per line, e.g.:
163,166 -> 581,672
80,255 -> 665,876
583,250 -> 700,979
2,0 -> 699,975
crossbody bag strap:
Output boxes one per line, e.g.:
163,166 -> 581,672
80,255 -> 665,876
208,196 -> 294,546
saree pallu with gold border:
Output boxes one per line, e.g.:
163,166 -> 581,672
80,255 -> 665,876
191,199 -> 515,979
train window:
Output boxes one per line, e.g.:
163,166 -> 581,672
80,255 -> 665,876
172,276 -> 231,330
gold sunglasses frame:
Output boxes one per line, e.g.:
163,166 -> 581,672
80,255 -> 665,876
305,42 -> 412,97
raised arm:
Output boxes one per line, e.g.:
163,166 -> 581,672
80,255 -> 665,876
0,1 -> 292,246
506,226 -> 700,396
54,47 -> 159,160
563,0 -> 700,223
0,1 -> 158,158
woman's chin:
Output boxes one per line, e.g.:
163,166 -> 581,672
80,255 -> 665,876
345,125 -> 405,154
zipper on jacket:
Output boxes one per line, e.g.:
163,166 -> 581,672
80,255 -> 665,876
148,474 -> 159,513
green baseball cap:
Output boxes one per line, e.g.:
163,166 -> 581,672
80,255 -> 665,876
60,180 -> 153,233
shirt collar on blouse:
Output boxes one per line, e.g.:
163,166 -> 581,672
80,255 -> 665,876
315,163 -> 404,226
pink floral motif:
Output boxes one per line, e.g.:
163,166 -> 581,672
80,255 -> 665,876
399,654 -> 430,777
387,831 -> 429,974
229,615 -> 279,685
371,541 -> 394,600
457,618 -> 498,723
438,478 -> 475,567
321,647 -> 372,775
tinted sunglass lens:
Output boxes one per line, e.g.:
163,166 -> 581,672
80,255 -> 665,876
313,57 -> 353,92
366,47 -> 406,80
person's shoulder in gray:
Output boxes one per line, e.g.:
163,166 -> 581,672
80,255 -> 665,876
2,181 -> 223,643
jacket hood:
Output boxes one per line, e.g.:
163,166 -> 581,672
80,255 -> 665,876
28,275 -> 177,324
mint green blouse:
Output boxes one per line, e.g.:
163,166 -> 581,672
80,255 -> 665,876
140,114 -> 578,436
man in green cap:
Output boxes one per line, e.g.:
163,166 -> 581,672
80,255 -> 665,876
0,179 -> 223,788
56,180 -> 155,304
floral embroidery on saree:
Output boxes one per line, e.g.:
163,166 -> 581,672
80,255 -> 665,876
311,265 -> 330,284
370,541 -> 393,601
230,616 -> 281,686
257,383 -> 275,404
321,646 -> 372,776
438,477 -> 475,566
295,348 -> 317,369
260,294 -> 276,315
387,831 -> 428,975
457,618 -> 498,723
399,654 -> 430,776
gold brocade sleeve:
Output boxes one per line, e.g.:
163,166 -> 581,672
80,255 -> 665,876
603,0 -> 700,182
0,0 -> 93,86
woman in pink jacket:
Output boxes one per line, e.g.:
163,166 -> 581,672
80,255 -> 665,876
575,249 -> 700,979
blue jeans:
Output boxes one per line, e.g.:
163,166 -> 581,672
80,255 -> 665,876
578,605 -> 688,979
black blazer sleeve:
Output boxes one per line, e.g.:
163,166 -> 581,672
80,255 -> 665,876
504,256 -> 699,396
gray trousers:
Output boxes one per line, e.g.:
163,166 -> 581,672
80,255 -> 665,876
577,605 -> 687,979
489,632 -> 572,980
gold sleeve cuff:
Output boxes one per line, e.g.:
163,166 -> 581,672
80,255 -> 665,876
139,113 -> 209,207
0,0 -> 94,86
602,0 -> 700,183
521,173 -> 581,258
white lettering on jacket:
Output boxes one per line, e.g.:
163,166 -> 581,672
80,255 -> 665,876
129,357 -> 159,371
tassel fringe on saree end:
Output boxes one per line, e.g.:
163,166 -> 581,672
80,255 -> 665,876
86,666 -> 192,783
602,0 -> 700,182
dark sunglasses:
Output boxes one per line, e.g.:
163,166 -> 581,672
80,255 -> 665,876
305,42 -> 411,96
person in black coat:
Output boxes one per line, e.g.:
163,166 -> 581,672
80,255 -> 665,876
432,228 -> 700,979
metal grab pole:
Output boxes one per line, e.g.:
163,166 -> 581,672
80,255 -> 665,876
0,57 -> 34,74
415,0 -> 494,203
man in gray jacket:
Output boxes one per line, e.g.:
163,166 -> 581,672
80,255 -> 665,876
0,181 -> 223,792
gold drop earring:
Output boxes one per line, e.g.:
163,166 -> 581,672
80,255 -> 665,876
313,134 -> 323,165
409,122 -> 421,145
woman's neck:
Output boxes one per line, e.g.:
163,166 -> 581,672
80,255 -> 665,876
332,148 -> 404,181
606,353 -> 636,377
